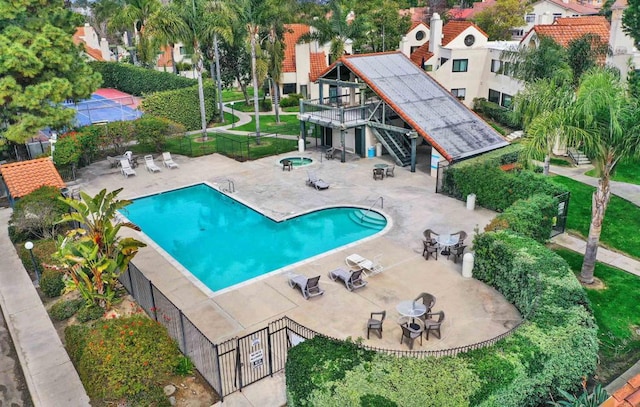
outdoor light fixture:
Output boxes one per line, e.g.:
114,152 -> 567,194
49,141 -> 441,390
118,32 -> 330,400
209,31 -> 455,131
24,241 -> 40,285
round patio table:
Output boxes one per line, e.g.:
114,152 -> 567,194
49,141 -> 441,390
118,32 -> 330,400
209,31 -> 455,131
373,163 -> 389,169
396,300 -> 427,319
436,234 -> 459,256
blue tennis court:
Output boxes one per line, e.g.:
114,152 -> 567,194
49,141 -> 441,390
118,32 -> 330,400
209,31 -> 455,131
63,94 -> 143,126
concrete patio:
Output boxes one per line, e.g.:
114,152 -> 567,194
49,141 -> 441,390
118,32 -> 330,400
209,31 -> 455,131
77,146 -> 521,351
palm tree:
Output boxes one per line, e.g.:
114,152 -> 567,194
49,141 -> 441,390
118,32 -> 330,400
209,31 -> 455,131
526,68 -> 640,283
109,0 -> 161,66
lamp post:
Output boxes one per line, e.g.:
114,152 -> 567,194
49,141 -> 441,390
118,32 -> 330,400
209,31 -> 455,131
50,132 -> 57,162
24,241 -> 40,285
231,102 -> 235,128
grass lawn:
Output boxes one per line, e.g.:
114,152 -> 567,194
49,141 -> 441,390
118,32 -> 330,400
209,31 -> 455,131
553,248 -> 640,384
550,157 -> 573,167
221,87 -> 263,102
551,175 -> 640,259
233,114 -> 300,136
210,111 -> 235,127
158,132 -> 298,158
585,158 -> 640,186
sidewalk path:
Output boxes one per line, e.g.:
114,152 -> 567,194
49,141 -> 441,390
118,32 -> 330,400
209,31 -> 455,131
0,208 -> 90,406
549,164 -> 640,206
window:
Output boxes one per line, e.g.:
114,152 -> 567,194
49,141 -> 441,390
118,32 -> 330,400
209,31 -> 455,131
282,83 -> 296,95
179,47 -> 187,56
464,35 -> 475,46
410,46 -> 420,54
553,13 -> 562,21
501,93 -> 513,108
502,61 -> 513,76
511,29 -> 524,37
300,85 -> 308,99
451,88 -> 466,100
525,13 -> 536,23
439,57 -> 449,67
415,30 -> 426,41
424,64 -> 433,72
452,59 -> 468,72
491,59 -> 501,73
488,89 -> 500,104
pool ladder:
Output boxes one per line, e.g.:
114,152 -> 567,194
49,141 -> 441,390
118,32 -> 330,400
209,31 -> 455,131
222,179 -> 235,193
361,196 -> 383,222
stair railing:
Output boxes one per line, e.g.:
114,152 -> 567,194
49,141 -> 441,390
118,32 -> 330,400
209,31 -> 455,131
361,196 -> 384,222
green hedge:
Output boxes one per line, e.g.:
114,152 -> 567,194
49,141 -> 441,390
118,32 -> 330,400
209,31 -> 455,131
286,337 -> 479,406
89,62 -> 196,96
486,193 -> 558,243
463,231 -> 598,406
441,148 -> 567,212
473,98 -> 521,130
141,83 -> 216,131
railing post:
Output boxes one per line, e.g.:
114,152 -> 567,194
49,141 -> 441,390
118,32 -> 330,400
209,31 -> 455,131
179,310 -> 187,353
267,324 -> 273,377
149,279 -> 157,321
236,338 -> 243,391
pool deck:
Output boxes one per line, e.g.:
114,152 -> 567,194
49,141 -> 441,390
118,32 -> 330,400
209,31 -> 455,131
77,148 -> 521,353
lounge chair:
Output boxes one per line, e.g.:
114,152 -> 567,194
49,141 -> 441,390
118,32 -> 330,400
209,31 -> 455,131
345,254 -> 384,276
288,274 -> 324,300
120,159 -> 136,178
328,267 -> 368,291
306,170 -> 329,190
144,155 -> 161,173
163,152 -> 179,169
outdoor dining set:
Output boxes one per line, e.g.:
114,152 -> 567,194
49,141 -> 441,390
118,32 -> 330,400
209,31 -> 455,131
422,229 -> 467,263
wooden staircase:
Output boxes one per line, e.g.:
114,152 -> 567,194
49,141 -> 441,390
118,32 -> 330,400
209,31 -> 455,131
567,147 -> 591,165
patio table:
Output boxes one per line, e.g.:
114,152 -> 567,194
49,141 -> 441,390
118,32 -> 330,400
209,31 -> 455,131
396,300 -> 427,319
436,234 -> 459,256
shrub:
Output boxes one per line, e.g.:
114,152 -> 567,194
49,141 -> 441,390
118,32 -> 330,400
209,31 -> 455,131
66,315 -> 182,402
10,186 -> 69,239
53,132 -> 82,166
133,115 -> 184,152
40,269 -> 65,298
473,97 -> 521,129
49,298 -> 85,320
141,83 -> 216,131
89,62 -> 196,96
76,304 -> 105,323
279,93 -> 303,108
486,193 -> 557,243
259,97 -> 272,112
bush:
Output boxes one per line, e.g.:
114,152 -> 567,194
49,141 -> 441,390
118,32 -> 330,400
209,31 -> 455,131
141,83 -> 217,131
473,98 -> 521,130
53,132 -> 82,166
76,304 -> 105,323
259,97 -> 272,112
10,186 -> 69,239
49,298 -> 84,320
486,193 -> 557,243
133,116 -> 184,152
66,315 -> 182,402
40,269 -> 65,298
279,93 -> 303,108
89,62 -> 197,96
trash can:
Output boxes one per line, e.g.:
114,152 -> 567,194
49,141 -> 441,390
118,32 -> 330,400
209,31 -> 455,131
466,193 -> 476,210
367,146 -> 375,158
462,252 -> 474,278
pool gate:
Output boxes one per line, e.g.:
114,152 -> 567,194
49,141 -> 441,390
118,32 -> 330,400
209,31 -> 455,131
120,262 -> 525,401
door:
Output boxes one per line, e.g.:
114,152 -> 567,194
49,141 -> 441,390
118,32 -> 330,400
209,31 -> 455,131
355,127 -> 363,156
324,127 -> 333,147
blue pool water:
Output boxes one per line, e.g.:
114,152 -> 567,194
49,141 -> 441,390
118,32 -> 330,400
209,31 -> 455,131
123,184 -> 386,291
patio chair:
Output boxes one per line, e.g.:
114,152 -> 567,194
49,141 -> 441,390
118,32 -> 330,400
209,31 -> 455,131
385,165 -> 395,177
306,170 -> 330,190
423,311 -> 445,340
325,147 -> 335,160
423,229 -> 439,245
328,268 -> 368,291
345,254 -> 383,276
124,150 -> 133,161
282,159 -> 293,171
414,292 -> 436,316
422,240 -> 438,260
120,159 -> 136,178
163,152 -> 179,169
399,320 -> 423,349
373,168 -> 384,180
367,311 -> 386,339
452,230 -> 468,246
144,155 -> 161,173
288,274 -> 324,300
450,245 -> 467,263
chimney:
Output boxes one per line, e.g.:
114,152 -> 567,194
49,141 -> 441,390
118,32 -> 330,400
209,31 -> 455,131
429,13 -> 443,53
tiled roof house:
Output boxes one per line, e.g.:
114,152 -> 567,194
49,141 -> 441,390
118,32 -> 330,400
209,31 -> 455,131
73,24 -> 111,61
0,158 -> 66,207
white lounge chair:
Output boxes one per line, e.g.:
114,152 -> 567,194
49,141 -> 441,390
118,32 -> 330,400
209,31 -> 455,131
120,159 -> 136,178
306,170 -> 329,190
144,155 -> 161,173
345,254 -> 384,276
163,152 -> 179,169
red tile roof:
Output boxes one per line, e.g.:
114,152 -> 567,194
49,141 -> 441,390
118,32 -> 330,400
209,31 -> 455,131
531,22 -> 609,47
0,158 -> 66,199
555,15 -> 610,27
602,374 -> 640,407
72,26 -> 105,61
309,51 -> 328,82
283,24 -> 310,73
410,42 -> 434,66
157,45 -> 174,68
442,21 -> 487,45
399,7 -> 429,22
546,0 -> 599,14
449,0 -> 496,20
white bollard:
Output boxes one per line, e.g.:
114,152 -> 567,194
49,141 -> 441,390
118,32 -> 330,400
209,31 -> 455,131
466,194 -> 476,211
298,138 -> 304,153
462,252 -> 474,278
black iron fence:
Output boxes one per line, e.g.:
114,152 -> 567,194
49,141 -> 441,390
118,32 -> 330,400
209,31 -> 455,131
120,261 -> 525,401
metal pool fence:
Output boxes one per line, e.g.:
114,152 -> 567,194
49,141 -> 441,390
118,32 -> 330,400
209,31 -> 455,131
120,262 -> 525,401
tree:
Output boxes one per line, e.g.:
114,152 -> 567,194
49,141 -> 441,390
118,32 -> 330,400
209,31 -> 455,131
0,0 -> 101,144
109,0 -> 161,66
54,189 -> 146,309
473,0 -> 531,40
354,0 -> 411,53
502,36 -> 572,84
10,186 -> 70,240
566,33 -> 610,87
623,0 -> 640,47
525,68 -> 640,283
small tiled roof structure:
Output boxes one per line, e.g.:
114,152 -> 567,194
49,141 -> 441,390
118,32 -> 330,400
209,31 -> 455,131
525,15 -> 610,52
449,0 -> 496,20
72,26 -> 105,61
309,51 -> 328,82
0,158 -> 66,206
602,374 -> 640,407
157,45 -> 174,68
442,21 -> 488,45
283,23 -> 311,73
546,0 -> 600,14
409,42 -> 434,67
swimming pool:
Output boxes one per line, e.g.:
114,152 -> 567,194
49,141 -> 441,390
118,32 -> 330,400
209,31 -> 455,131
123,184 -> 386,291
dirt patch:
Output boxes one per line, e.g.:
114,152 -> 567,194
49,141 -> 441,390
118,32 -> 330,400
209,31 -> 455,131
580,277 -> 606,290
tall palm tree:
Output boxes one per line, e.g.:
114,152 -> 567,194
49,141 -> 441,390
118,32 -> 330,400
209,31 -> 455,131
205,0 -> 234,124
109,0 -> 161,66
526,69 -> 640,283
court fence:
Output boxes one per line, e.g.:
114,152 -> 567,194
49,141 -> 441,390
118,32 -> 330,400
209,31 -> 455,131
120,261 -> 524,401
65,95 -> 141,126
